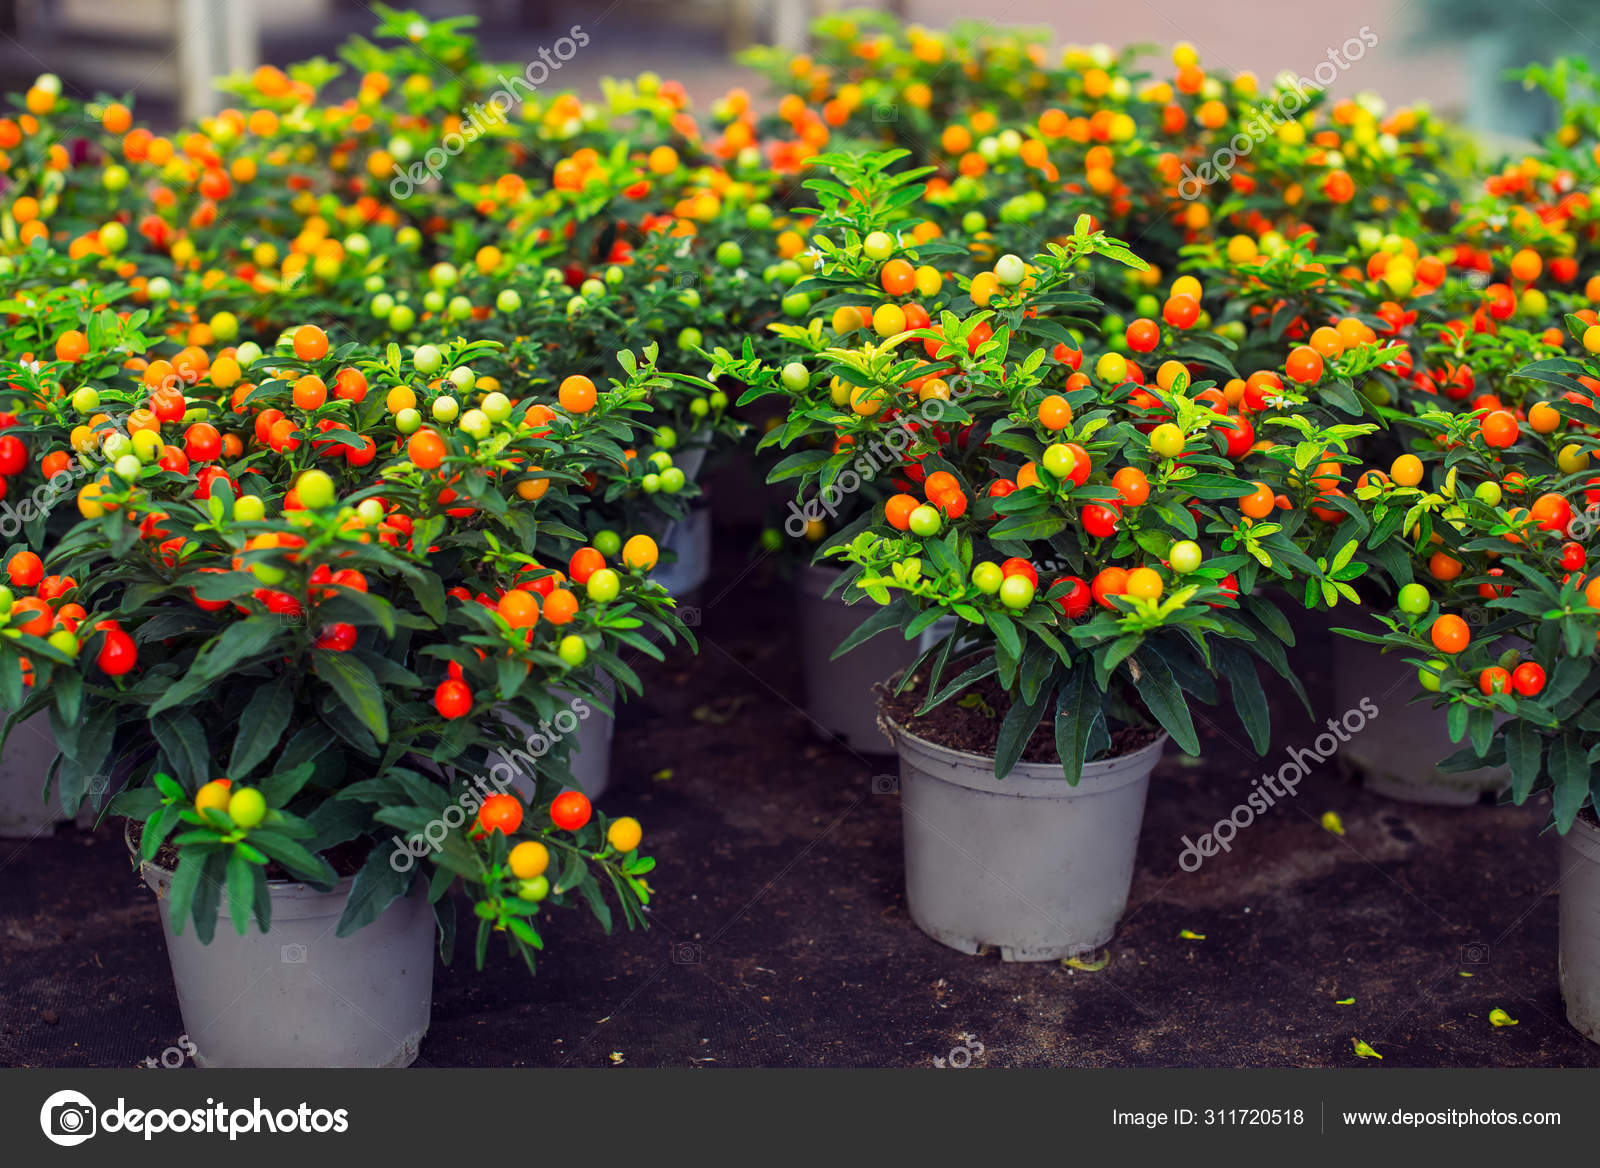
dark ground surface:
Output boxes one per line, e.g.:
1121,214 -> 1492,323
3,512 -> 1597,1069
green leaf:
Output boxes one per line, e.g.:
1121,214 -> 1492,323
166,850 -> 205,937
151,710 -> 210,790
248,830 -> 335,887
313,650 -> 390,744
258,762 -> 316,808
106,787 -> 162,820
304,799 -> 373,852
556,844 -> 587,894
989,511 -> 1067,541
1053,672 -> 1101,786
1503,722 -> 1542,804
336,847 -> 415,938
918,655 -> 998,714
994,684 -> 1051,779
1133,651 -> 1199,756
191,616 -> 282,683
226,847 -> 256,935
228,674 -> 296,779
575,875 -> 613,932
192,852 -> 226,944
1215,643 -> 1270,754
1467,706 -> 1495,758
1550,735 -> 1590,834
139,805 -> 176,862
832,602 -> 904,658
984,610 -> 1022,660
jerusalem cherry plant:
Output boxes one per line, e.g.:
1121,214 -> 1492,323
1343,327 -> 1600,832
0,324 -> 698,974
824,348 -> 1383,780
751,160 -> 1383,779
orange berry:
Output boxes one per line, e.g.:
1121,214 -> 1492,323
293,324 -> 329,362
558,374 -> 597,413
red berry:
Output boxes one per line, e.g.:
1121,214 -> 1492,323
551,789 -> 592,831
434,678 -> 472,719
97,629 -> 138,676
1054,576 -> 1091,619
1511,662 -> 1546,697
316,622 -> 357,651
1081,503 -> 1120,538
999,557 -> 1038,587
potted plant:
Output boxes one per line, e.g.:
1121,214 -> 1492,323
754,150 -> 1378,958
1345,326 -> 1600,1040
0,270 -> 691,1061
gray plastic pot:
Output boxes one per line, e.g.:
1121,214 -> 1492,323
1560,813 -> 1600,1046
654,503 -> 712,598
499,676 -> 616,801
139,847 -> 434,1068
796,563 -> 920,751
883,713 -> 1165,961
1332,627 -> 1508,805
0,711 -> 66,838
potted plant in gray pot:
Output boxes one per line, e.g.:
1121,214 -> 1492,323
0,326 -> 688,1066
752,156 -> 1378,957
827,358 -> 1371,960
1345,350 -> 1600,1043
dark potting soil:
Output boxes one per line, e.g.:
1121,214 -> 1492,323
148,830 -> 369,880
877,665 -> 1162,765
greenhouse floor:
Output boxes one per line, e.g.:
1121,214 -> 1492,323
3,522 -> 1597,1069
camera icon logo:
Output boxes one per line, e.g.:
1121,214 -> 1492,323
678,606 -> 702,628
281,943 -> 308,964
872,103 -> 899,123
871,774 -> 900,795
672,941 -> 703,964
40,1089 -> 97,1146
1461,942 -> 1490,966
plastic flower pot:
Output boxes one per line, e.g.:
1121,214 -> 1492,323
137,837 -> 434,1068
1333,623 -> 1508,805
1560,812 -> 1600,1046
500,676 -> 617,801
672,426 -> 714,486
796,563 -> 921,751
654,502 -> 712,598
0,711 -> 66,838
882,710 -> 1165,961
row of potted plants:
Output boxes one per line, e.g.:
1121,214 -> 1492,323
727,27 -> 1600,1043
2,5 -> 1598,1061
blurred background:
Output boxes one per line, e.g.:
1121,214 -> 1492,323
0,0 -> 1592,136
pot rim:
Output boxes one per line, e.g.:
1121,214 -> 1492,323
1565,807 -> 1600,865
124,818 -> 360,899
879,707 -> 1169,782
